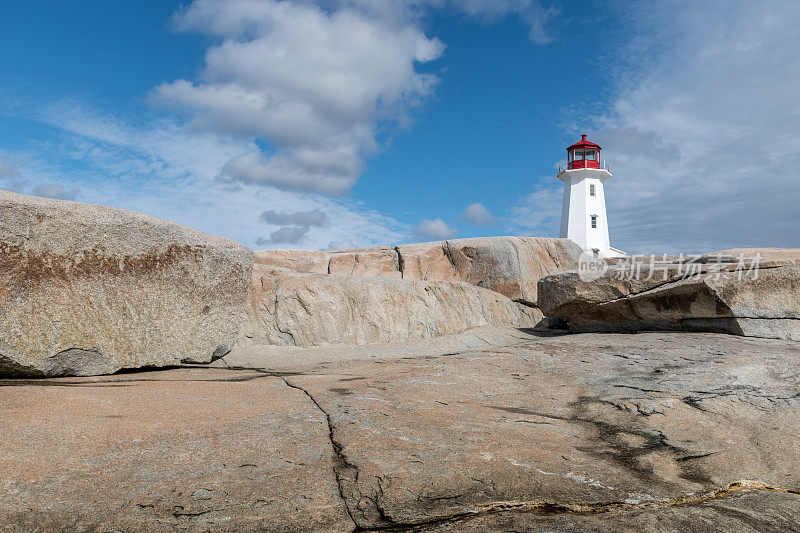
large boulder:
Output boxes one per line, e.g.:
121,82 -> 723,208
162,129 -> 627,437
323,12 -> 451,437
0,190 -> 254,377
241,264 -> 540,346
538,251 -> 800,340
397,237 -> 582,305
255,237 -> 581,306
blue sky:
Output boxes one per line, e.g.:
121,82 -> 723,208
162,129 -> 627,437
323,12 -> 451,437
1,0 -> 798,253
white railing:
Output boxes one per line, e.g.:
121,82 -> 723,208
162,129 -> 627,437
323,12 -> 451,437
558,160 -> 611,174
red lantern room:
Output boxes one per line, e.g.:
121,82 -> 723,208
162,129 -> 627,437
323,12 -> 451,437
566,134 -> 601,170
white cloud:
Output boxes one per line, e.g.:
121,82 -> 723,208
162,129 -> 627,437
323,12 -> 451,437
257,225 -> 309,246
459,201 -> 496,226
25,101 -> 407,250
414,217 -> 457,241
3,1 -> 558,251
588,1 -> 800,253
260,209 -> 328,227
221,149 -> 361,196
152,0 -> 555,196
257,208 -> 330,247
153,0 -> 445,195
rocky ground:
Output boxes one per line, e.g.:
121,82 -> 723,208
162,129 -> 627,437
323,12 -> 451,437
3,327 -> 799,532
2,191 -> 799,530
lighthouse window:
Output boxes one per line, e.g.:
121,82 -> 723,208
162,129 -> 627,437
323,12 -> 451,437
574,149 -> 585,160
585,149 -> 597,161
590,184 -> 596,196
591,215 -> 598,228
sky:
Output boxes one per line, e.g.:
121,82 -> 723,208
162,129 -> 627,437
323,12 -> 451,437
1,0 -> 798,253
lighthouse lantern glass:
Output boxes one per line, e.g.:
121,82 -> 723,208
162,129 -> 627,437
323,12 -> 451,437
565,135 -> 602,170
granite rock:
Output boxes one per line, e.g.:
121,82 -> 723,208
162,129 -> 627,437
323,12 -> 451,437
5,329 -> 798,530
241,264 -> 540,346
538,252 -> 800,340
255,237 -> 581,305
0,190 -> 253,377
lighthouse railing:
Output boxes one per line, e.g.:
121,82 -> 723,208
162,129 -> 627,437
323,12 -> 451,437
558,160 -> 612,173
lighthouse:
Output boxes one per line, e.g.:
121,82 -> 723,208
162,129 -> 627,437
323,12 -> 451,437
558,134 -> 623,258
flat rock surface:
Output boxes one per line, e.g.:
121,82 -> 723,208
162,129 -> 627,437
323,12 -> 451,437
2,330 -> 799,531
0,368 -> 352,532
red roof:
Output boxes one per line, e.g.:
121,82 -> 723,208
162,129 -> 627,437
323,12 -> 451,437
567,134 -> 601,151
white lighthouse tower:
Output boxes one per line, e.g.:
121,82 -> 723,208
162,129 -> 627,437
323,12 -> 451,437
558,134 -> 622,258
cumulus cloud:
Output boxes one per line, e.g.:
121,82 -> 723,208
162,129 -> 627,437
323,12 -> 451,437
31,183 -> 79,200
256,225 -> 309,246
257,207 -> 329,247
3,1 -> 556,249
153,0 -> 445,195
459,201 -> 496,226
414,218 -> 457,241
152,0 -> 554,196
260,209 -> 328,227
222,149 -> 362,196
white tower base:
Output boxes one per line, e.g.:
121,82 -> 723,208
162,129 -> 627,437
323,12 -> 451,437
558,167 -> 620,258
